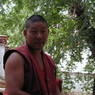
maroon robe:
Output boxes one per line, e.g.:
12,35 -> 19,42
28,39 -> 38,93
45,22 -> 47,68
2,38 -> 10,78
4,45 -> 59,95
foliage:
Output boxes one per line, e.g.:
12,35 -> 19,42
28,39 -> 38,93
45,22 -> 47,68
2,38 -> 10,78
0,0 -> 95,93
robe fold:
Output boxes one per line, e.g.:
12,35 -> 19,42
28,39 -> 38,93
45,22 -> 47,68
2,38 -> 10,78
3,45 -> 59,95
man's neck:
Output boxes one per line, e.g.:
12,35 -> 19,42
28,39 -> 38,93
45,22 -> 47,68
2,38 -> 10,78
33,50 -> 42,56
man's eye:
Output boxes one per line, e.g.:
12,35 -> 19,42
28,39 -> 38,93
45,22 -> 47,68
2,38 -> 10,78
31,31 -> 38,34
41,31 -> 45,33
29,31 -> 37,35
32,31 -> 37,33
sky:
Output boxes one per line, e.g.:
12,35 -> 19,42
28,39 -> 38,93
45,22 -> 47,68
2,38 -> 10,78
57,48 -> 92,73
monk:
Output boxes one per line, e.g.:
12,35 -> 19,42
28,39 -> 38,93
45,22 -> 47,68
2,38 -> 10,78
3,15 -> 62,95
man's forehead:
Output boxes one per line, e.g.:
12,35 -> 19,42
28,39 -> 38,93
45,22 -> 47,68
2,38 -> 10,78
29,21 -> 48,28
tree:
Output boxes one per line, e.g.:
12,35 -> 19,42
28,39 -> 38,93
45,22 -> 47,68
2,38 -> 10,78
0,0 -> 95,93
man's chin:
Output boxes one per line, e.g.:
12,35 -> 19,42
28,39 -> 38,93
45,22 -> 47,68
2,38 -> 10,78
30,46 -> 43,50
34,45 -> 44,50
27,44 -> 44,51
34,47 -> 43,50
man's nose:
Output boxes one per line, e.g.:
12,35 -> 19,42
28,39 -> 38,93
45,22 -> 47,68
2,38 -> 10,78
37,32 -> 42,38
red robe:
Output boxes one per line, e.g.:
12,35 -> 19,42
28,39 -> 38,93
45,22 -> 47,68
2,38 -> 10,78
4,45 -> 60,95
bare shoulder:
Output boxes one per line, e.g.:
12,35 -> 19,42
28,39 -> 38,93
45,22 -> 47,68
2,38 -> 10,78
5,52 -> 24,69
5,52 -> 25,89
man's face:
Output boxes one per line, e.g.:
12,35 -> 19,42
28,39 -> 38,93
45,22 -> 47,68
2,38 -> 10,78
24,21 -> 49,50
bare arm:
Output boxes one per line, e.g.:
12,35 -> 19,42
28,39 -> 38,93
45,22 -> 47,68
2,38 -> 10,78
5,52 -> 31,95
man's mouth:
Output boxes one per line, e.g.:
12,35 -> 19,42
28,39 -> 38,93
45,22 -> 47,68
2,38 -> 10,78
35,41 -> 44,44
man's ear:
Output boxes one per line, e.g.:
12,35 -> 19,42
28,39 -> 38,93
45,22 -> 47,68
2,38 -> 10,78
48,29 -> 49,34
23,29 -> 27,37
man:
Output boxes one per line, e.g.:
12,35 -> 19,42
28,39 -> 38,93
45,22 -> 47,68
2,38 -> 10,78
3,15 -> 62,95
